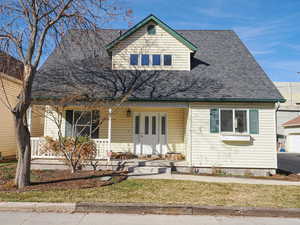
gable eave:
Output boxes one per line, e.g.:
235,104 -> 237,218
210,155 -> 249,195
105,14 -> 198,52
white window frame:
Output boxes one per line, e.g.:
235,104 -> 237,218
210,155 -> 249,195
152,54 -> 161,66
219,108 -> 249,134
129,54 -> 173,67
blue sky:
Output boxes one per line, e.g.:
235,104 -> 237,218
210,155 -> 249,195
105,0 -> 300,82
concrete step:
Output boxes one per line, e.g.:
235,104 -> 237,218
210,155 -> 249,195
128,166 -> 171,175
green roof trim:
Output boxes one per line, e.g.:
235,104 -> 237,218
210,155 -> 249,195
32,96 -> 286,103
127,97 -> 286,103
105,14 -> 198,52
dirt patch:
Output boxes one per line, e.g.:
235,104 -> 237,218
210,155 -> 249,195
0,162 -> 127,192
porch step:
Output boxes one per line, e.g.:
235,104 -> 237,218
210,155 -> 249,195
128,166 -> 171,176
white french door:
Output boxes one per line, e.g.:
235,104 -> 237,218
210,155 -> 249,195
133,112 -> 167,155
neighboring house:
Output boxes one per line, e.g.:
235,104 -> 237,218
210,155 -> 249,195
274,82 -> 300,151
30,14 -> 284,175
282,116 -> 300,153
0,52 -> 23,158
0,52 -> 44,159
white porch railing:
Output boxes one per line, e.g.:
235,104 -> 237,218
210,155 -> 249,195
31,137 -> 109,159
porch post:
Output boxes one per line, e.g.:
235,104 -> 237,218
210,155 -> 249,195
27,106 -> 32,132
108,108 -> 112,152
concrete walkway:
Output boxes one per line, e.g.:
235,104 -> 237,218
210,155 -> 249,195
129,173 -> 300,186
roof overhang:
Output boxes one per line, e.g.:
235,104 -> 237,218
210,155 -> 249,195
31,96 -> 285,105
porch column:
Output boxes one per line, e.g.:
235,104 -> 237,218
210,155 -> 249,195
108,108 -> 112,152
27,106 -> 32,132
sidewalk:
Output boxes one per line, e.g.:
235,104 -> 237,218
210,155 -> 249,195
129,173 -> 300,186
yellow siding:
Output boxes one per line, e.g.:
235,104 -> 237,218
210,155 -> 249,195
43,106 -> 186,154
111,21 -> 192,71
31,105 -> 45,137
99,107 -> 186,153
189,102 -> 277,168
0,74 -> 21,157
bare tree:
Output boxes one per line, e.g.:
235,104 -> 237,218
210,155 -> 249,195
0,0 -> 131,188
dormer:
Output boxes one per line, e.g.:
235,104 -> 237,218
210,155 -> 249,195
106,14 -> 197,71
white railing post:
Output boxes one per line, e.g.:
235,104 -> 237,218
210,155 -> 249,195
27,106 -> 32,132
108,108 -> 112,154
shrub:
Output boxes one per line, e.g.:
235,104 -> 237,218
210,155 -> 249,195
43,136 -> 97,173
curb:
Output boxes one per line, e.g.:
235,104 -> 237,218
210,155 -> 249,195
75,203 -> 300,218
0,202 -> 76,213
0,202 -> 300,218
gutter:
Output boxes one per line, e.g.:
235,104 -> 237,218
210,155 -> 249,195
31,96 -> 286,104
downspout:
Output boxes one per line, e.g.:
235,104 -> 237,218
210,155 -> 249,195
275,101 -> 280,169
189,104 -> 193,166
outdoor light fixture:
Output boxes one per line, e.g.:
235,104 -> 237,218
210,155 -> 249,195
126,109 -> 132,117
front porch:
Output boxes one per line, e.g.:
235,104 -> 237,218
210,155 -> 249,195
29,103 -> 190,163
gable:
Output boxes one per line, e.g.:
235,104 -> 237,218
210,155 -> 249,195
111,20 -> 193,70
106,14 -> 198,52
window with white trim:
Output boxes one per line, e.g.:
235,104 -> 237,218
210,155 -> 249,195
65,110 -> 99,138
220,109 -> 248,134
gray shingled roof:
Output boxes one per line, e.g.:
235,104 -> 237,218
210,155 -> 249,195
32,29 -> 284,103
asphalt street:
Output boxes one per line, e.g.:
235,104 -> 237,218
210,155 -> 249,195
277,153 -> 300,174
1,212 -> 300,225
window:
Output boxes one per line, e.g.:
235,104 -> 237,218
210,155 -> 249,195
164,55 -> 172,66
130,54 -> 138,65
220,109 -> 248,133
211,109 -> 258,134
135,116 -> 140,134
74,111 -> 92,137
152,116 -> 156,135
220,110 -> 233,132
235,110 -> 247,133
141,54 -> 150,66
145,116 -> 149,134
161,116 -> 166,135
147,25 -> 156,35
65,110 -> 99,138
152,55 -> 161,65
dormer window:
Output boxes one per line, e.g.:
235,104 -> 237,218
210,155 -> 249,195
141,54 -> 150,66
130,54 -> 138,65
147,25 -> 156,35
164,55 -> 172,66
152,55 -> 161,65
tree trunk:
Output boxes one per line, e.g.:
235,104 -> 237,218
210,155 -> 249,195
14,64 -> 35,188
14,119 -> 31,188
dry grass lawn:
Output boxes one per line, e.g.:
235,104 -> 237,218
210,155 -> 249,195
0,178 -> 300,208
1,161 -> 300,208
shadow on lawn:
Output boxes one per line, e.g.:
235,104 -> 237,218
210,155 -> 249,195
30,172 -> 127,186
